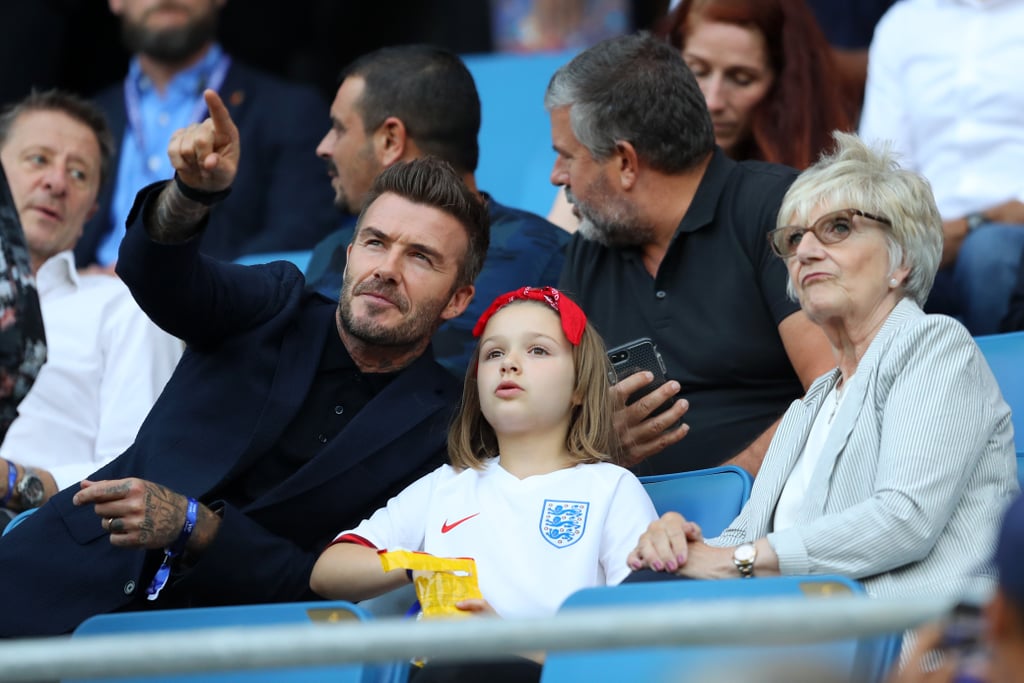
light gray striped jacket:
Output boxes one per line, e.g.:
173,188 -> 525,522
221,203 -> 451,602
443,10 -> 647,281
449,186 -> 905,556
709,298 -> 1019,599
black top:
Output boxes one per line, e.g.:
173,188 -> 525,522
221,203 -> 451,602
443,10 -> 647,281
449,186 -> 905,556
215,314 -> 397,508
560,150 -> 803,474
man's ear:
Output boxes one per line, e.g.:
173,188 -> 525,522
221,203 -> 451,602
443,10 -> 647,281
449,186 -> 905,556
376,117 -> 409,166
443,284 -> 475,322
614,140 -> 639,191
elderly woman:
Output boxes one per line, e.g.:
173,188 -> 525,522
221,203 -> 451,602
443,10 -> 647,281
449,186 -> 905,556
628,132 -> 1019,600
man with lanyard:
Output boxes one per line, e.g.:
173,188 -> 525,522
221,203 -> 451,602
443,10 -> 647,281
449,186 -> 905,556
77,0 -> 337,272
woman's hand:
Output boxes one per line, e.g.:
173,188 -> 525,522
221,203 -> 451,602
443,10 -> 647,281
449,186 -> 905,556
627,511 -> 703,572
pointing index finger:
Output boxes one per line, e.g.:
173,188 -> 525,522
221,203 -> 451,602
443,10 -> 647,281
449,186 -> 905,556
203,89 -> 237,139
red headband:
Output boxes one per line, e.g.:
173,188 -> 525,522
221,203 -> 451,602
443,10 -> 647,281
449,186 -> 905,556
471,286 -> 587,346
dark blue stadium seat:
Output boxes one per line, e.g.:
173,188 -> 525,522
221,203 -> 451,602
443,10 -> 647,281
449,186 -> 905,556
639,465 -> 753,538
233,250 -> 313,272
541,575 -> 902,683
66,601 -> 394,683
462,50 -> 577,218
975,330 -> 1024,457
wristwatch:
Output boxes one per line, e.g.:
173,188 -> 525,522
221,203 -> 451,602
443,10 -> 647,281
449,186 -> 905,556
965,212 -> 986,233
733,543 -> 757,579
16,470 -> 45,509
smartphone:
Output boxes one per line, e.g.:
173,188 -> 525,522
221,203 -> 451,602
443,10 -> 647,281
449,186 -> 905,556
606,337 -> 681,426
940,602 -> 984,654
940,602 -> 987,683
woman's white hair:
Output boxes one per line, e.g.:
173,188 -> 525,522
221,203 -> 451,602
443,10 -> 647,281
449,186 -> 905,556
778,131 -> 943,307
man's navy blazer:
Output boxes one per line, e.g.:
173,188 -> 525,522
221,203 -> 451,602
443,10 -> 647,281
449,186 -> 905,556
0,185 -> 458,636
76,59 -> 339,266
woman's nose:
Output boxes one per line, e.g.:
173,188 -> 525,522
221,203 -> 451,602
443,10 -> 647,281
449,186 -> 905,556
701,77 -> 726,112
794,229 -> 825,260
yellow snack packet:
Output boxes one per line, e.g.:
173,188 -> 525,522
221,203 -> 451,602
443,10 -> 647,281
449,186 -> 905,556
379,549 -> 483,618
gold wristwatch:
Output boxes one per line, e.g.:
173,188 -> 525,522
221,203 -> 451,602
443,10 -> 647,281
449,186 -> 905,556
733,543 -> 757,579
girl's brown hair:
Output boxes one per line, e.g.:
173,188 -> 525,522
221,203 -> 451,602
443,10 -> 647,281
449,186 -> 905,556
448,302 -> 622,470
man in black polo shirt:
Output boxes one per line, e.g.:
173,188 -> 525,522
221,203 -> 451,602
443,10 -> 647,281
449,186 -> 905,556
545,33 -> 834,477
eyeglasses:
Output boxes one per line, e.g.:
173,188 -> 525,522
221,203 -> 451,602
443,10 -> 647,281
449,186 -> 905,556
768,209 -> 892,258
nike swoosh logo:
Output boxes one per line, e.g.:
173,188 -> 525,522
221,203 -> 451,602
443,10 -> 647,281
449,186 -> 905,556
441,513 -> 480,534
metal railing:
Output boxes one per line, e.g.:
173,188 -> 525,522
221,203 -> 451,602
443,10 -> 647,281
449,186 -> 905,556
0,595 -> 952,682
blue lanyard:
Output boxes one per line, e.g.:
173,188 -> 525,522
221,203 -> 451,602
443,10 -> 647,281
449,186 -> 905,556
123,53 -> 232,172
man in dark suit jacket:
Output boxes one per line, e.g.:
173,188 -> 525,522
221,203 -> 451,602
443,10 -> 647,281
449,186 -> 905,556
0,89 -> 490,637
76,0 -> 337,270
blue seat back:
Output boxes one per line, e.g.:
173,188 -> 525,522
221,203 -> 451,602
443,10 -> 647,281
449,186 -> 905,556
1,507 -> 36,536
639,465 -> 753,538
66,601 -> 389,683
462,50 -> 577,217
541,576 -> 901,683
975,330 -> 1024,456
233,250 -> 313,272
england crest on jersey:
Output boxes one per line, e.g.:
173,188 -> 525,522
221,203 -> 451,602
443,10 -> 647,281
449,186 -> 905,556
540,499 -> 589,548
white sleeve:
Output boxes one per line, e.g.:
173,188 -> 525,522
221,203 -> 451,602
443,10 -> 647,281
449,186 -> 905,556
858,4 -> 917,168
600,470 -> 659,585
333,464 -> 452,551
49,290 -> 182,489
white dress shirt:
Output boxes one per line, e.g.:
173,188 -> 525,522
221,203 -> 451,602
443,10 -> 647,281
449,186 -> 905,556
0,252 -> 183,489
859,0 -> 1024,219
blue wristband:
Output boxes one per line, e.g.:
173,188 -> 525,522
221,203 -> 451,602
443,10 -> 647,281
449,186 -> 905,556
1,461 -> 16,508
147,497 -> 199,601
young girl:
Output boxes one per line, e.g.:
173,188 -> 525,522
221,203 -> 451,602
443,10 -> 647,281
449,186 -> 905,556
310,285 -> 657,637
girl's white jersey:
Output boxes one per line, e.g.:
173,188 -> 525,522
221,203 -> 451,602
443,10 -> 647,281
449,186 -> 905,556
334,458 -> 658,618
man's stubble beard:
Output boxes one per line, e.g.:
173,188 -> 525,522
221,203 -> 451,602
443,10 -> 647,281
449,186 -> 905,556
336,270 -> 451,349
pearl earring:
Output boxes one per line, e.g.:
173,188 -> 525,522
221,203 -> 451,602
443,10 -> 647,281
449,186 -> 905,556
889,278 -> 899,287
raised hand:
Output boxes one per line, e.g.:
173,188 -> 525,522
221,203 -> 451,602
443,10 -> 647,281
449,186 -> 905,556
167,89 -> 240,193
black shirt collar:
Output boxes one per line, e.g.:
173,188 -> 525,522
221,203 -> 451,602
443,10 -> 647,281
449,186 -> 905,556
323,316 -> 399,392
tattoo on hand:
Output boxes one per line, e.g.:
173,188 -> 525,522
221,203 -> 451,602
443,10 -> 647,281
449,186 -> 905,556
139,482 -> 185,546
103,482 -> 133,497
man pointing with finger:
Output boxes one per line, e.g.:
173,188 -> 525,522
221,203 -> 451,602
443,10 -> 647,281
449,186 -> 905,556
0,89 -> 490,637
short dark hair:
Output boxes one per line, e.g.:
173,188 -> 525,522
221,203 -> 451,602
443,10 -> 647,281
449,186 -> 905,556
0,89 -> 114,189
545,32 -> 714,174
357,157 -> 490,287
343,45 -> 481,175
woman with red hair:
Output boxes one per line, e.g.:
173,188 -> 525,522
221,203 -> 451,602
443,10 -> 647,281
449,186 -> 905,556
660,0 -> 851,170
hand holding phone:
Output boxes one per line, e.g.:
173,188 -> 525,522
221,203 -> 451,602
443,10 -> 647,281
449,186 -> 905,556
606,338 -> 688,464
607,338 -> 674,414
940,603 -> 988,683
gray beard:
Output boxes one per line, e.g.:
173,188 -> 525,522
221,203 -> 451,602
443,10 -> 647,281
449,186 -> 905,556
575,209 -> 654,249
